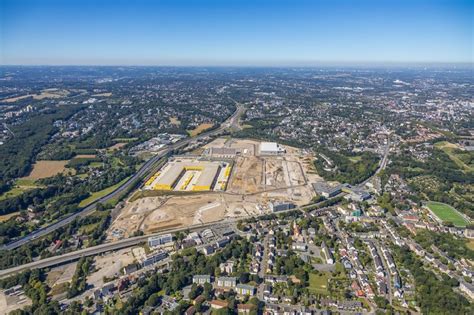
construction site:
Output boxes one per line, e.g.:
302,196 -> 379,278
144,158 -> 232,192
107,138 -> 321,240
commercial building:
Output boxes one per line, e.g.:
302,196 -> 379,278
344,190 -> 371,202
148,234 -> 173,248
270,202 -> 296,212
259,142 -> 285,155
208,147 -> 241,157
312,182 -> 350,198
146,158 -> 230,192
141,251 -> 168,267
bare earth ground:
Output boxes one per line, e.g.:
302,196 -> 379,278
22,160 -> 75,180
169,116 -> 181,126
107,138 -> 317,239
74,154 -> 97,158
228,156 -> 264,194
47,262 -> 78,288
0,291 -> 32,315
87,249 -> 135,289
0,212 -> 20,222
106,143 -> 127,152
187,123 -> 214,137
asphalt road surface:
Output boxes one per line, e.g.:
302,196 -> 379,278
0,203 -> 313,278
2,104 -> 245,251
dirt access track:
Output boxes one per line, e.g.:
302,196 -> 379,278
107,138 -> 319,240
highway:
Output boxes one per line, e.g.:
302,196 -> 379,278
0,220 -> 227,279
0,200 -> 334,278
357,134 -> 391,189
2,104 -> 245,251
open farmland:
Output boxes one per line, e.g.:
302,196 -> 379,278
426,201 -> 469,227
22,160 -> 75,179
1,89 -> 70,103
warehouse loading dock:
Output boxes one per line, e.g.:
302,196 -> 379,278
144,158 -> 231,192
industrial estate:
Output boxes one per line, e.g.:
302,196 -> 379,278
144,158 -> 232,192
0,66 -> 472,315
108,139 -> 315,239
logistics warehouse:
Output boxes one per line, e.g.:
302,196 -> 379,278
144,158 -> 232,191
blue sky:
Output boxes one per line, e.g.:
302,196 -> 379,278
0,0 -> 472,65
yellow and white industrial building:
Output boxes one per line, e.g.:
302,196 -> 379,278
145,158 -> 232,192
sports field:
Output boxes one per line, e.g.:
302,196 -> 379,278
426,201 -> 468,227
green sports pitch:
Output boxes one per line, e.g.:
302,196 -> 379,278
426,202 -> 469,228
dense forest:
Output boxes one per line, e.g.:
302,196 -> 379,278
0,105 -> 85,189
413,230 -> 474,260
392,245 -> 472,314
313,149 -> 380,185
382,148 -> 474,218
233,117 -> 306,148
0,210 -> 111,269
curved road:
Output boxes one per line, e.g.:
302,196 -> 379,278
0,201 -> 333,278
2,104 -> 245,251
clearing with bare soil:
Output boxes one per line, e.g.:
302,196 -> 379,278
22,160 -> 75,179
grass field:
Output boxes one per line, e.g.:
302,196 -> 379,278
78,177 -> 130,207
106,143 -> 127,152
15,178 -> 37,186
467,240 -> 474,251
466,240 -> 474,250
0,179 -> 41,201
112,137 -> 138,142
0,187 -> 28,201
78,222 -> 100,234
187,123 -> 214,137
348,156 -> 362,163
435,141 -> 473,172
308,272 -> 330,295
426,201 -> 468,227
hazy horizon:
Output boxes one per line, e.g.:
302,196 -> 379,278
1,0 -> 473,66
1,62 -> 473,69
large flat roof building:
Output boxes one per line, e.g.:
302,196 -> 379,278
259,142 -> 285,155
147,158 -> 230,192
